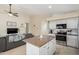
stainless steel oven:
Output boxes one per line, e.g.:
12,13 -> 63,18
56,24 -> 67,41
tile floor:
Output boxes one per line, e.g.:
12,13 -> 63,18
55,45 -> 79,55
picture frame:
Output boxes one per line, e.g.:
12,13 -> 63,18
7,21 -> 17,27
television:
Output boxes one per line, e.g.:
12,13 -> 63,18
7,28 -> 18,34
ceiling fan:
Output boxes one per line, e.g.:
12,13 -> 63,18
6,4 -> 18,17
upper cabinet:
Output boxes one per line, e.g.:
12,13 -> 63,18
48,19 -> 67,29
57,19 -> 67,24
48,21 -> 56,29
48,17 -> 79,29
66,17 -> 78,29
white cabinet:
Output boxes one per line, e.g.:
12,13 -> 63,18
49,21 -> 56,29
39,39 -> 56,55
67,35 -> 78,48
57,19 -> 67,24
48,39 -> 56,55
26,43 -> 39,55
49,17 -> 78,29
26,39 -> 56,55
49,19 -> 67,29
39,42 -> 49,55
67,17 -> 78,28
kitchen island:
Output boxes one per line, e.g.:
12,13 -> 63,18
26,35 -> 56,55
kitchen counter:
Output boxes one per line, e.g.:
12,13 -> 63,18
49,33 -> 78,36
26,35 -> 55,47
67,34 -> 78,36
26,35 -> 56,55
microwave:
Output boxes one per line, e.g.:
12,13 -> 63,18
56,24 -> 66,29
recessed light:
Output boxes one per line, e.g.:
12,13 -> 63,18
48,5 -> 52,9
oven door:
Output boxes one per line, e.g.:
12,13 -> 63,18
56,32 -> 67,41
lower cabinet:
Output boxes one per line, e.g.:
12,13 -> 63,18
39,42 -> 49,55
48,39 -> 56,55
27,39 -> 56,55
67,35 -> 78,48
27,43 -> 39,55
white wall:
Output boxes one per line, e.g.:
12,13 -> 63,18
0,14 -> 30,36
29,16 -> 48,36
41,20 -> 48,35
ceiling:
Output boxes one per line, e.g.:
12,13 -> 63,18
0,4 -> 79,16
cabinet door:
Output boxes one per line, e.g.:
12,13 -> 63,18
67,18 -> 78,28
57,19 -> 67,24
49,21 -> 56,29
40,39 -> 56,55
27,43 -> 39,55
48,39 -> 56,55
67,35 -> 78,48
40,42 -> 49,55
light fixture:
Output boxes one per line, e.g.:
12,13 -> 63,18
8,13 -> 13,16
48,5 -> 52,9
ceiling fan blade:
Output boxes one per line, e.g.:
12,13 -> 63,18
13,13 -> 18,17
14,13 -> 18,14
13,13 -> 18,15
14,14 -> 18,17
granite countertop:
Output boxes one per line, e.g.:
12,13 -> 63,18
49,33 -> 78,36
26,35 -> 55,47
56,33 -> 78,36
67,34 -> 78,36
